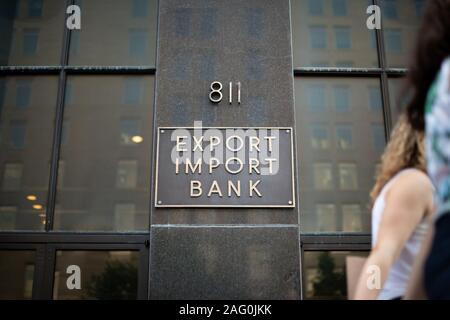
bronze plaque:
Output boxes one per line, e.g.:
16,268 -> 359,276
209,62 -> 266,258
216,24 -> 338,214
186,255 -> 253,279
155,127 -> 295,208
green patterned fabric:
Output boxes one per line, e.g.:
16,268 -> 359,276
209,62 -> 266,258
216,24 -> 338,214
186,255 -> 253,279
425,58 -> 450,218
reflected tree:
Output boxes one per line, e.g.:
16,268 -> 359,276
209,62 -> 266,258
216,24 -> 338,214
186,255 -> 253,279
312,252 -> 346,299
86,260 -> 138,300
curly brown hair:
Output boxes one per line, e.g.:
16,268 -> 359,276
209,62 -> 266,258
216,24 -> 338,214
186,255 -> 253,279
405,0 -> 450,131
370,114 -> 426,207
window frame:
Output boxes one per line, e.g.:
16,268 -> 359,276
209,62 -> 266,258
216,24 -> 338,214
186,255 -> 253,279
294,0 -> 408,299
0,0 -> 157,300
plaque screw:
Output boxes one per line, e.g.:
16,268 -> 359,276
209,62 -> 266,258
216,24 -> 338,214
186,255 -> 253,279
288,200 -> 293,205
286,129 -> 290,133
157,200 -> 162,204
160,130 -> 165,133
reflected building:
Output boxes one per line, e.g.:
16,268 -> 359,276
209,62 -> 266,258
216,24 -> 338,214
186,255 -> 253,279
295,77 -> 385,232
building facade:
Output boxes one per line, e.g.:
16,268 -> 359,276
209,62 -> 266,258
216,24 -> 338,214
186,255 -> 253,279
0,0 -> 423,299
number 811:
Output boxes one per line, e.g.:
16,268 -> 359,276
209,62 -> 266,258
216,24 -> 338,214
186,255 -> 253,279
209,81 -> 241,104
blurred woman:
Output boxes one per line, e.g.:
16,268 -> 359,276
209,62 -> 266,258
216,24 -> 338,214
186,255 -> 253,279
400,0 -> 450,299
354,114 -> 434,300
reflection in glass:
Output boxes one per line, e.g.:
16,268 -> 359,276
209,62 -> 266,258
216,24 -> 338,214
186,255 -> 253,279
54,76 -> 154,231
0,250 -> 35,299
53,251 -> 139,300
332,0 -> 347,16
292,0 -> 378,67
334,26 -> 351,49
311,124 -> 329,149
382,0 -> 398,20
338,163 -> 358,190
336,124 -> 352,149
295,78 -> 385,232
372,123 -> 386,152
388,77 -> 407,125
380,0 -> 423,67
314,163 -> 333,190
342,204 -> 362,231
69,0 -> 157,66
304,251 -> 368,299
308,84 -> 326,112
0,77 -> 57,230
316,204 -> 336,231
0,0 -> 64,66
334,85 -> 350,112
308,0 -> 324,16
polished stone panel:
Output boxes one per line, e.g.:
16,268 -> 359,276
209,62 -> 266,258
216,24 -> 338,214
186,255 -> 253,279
150,0 -> 300,299
153,0 -> 296,225
149,227 -> 300,299
155,0 -> 294,128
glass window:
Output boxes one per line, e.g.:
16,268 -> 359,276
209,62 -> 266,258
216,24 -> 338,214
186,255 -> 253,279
368,85 -> 382,112
54,76 -> 154,231
382,0 -> 398,19
336,124 -> 352,149
0,0 -> 65,66
53,251 -> 139,300
0,206 -> 18,229
292,0 -> 378,67
314,163 -> 333,190
388,77 -> 406,125
68,0 -> 157,66
381,0 -> 423,67
114,203 -> 136,231
334,26 -> 351,49
295,78 -> 385,232
332,0 -> 347,16
23,28 -> 39,56
308,84 -> 326,112
64,79 -> 73,106
120,119 -> 141,146
370,30 -> 377,50
123,78 -> 143,106
384,28 -> 402,54
9,120 -> 26,148
308,0 -> 323,16
372,124 -> 386,152
303,251 -> 368,299
69,30 -> 80,56
16,79 -> 32,109
311,124 -> 329,150
309,26 -> 326,49
0,76 -> 57,231
116,160 -> 138,189
132,0 -> 149,18
338,163 -> 358,190
0,250 -> 35,299
129,29 -> 149,59
316,204 -> 336,231
334,85 -> 350,112
342,204 -> 362,232
2,163 -> 23,190
28,0 -> 43,18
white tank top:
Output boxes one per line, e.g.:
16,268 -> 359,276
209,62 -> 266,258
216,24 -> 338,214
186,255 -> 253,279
371,168 -> 429,300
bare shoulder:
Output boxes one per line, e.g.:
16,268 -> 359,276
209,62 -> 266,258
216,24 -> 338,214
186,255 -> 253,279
394,169 -> 433,191
386,169 -> 434,209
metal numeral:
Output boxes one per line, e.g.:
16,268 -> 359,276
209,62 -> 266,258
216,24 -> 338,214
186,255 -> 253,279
209,81 -> 242,104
